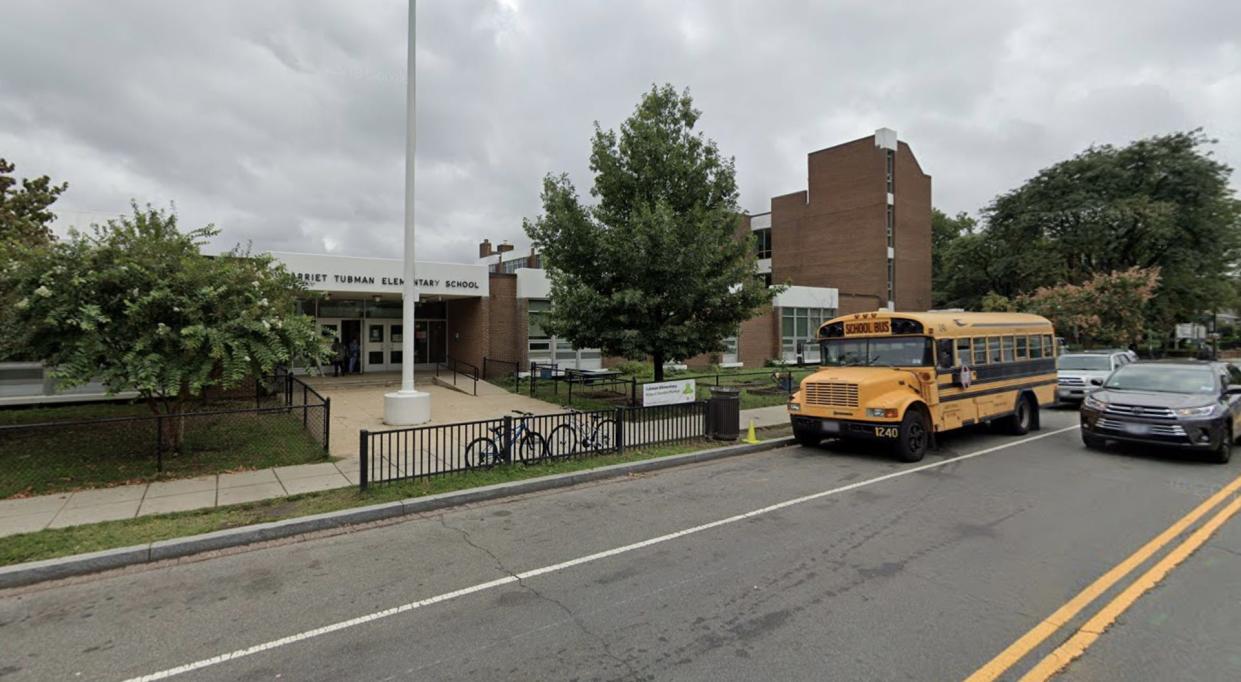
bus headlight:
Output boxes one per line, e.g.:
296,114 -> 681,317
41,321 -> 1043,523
788,402 -> 801,413
867,407 -> 898,418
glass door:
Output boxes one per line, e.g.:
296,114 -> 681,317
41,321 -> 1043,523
364,321 -> 390,372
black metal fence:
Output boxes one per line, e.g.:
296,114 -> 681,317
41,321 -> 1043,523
0,371 -> 330,498
359,400 -> 708,488
487,361 -> 805,408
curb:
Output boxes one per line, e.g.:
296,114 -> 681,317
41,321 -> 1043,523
0,436 -> 794,589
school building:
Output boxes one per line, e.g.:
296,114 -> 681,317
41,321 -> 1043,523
277,127 -> 931,374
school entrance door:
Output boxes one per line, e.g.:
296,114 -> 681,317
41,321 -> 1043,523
363,319 -> 446,372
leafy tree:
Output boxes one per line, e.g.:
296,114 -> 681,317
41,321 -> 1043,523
1,204 -> 325,451
524,84 -> 776,381
0,158 -> 69,359
937,130 -> 1241,329
0,157 -> 66,247
930,209 -> 977,306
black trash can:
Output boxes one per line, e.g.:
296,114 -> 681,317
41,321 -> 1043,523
708,386 -> 741,440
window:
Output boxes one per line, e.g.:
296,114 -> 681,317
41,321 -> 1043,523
822,337 -> 933,367
956,338 -> 971,367
886,205 -> 894,248
1002,336 -> 1015,362
754,228 -> 772,259
760,272 -> 773,287
988,337 -> 1002,364
886,150 -> 895,194
887,260 -> 895,303
1227,364 -> 1241,386
937,339 -> 955,369
782,307 -> 836,363
1043,334 -> 1055,357
1015,335 -> 1028,360
972,337 -> 988,365
1029,335 -> 1043,359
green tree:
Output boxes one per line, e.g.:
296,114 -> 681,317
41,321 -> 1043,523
524,84 -> 776,381
0,158 -> 69,359
0,157 -> 66,247
930,208 -> 977,306
956,130 -> 1241,327
1,204 -> 325,451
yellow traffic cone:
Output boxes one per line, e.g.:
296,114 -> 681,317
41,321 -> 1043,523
744,418 -> 760,444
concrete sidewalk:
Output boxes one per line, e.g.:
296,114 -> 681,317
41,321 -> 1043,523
0,460 -> 358,538
0,405 -> 791,539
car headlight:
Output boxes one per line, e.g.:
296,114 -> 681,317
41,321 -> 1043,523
866,407 -> 898,418
1083,394 -> 1107,411
1176,404 -> 1218,418
787,402 -> 801,413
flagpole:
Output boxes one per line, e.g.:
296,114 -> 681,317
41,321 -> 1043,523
384,0 -> 431,425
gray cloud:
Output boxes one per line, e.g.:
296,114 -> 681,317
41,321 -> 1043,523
1,0 -> 1238,263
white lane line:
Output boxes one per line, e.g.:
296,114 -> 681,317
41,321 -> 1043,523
125,425 -> 1080,681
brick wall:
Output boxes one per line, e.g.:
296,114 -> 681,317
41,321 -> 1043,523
485,274 -> 522,367
739,305 -> 778,366
446,298 -> 487,370
894,141 -> 932,312
766,134 -> 931,313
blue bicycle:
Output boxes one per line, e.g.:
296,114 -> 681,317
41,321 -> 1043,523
464,410 -> 546,468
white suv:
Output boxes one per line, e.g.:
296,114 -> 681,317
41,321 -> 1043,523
1057,351 -> 1133,403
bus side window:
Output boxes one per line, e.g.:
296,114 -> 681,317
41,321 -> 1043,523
1001,336 -> 1014,363
1042,334 -> 1055,358
956,338 -> 971,367
989,337 -> 1002,364
937,339 -> 954,369
1016,336 -> 1028,360
972,337 -> 988,365
1029,335 -> 1043,359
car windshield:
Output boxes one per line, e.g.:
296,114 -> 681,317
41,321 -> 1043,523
1103,365 -> 1217,394
1058,355 -> 1112,371
821,337 -> 932,367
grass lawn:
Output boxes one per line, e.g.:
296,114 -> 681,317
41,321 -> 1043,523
0,425 -> 792,568
0,401 -> 329,499
513,366 -> 820,411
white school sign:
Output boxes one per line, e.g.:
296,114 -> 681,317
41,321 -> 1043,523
643,379 -> 697,407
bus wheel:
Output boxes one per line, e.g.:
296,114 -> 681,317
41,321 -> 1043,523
1006,395 -> 1034,436
893,409 -> 929,463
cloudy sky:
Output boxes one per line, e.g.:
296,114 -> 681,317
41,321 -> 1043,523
1,0 -> 1238,263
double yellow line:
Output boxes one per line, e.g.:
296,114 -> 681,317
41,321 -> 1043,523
966,470 -> 1241,681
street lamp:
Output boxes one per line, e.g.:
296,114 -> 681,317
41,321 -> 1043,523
384,0 -> 431,425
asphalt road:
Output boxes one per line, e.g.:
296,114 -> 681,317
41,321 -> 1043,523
3,407 -> 1241,681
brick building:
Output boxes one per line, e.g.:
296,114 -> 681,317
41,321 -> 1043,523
271,128 -> 930,377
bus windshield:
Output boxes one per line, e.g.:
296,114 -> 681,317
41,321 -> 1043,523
821,337 -> 933,367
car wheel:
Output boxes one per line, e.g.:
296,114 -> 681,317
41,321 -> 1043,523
1211,427 -> 1232,464
1081,431 -> 1106,450
893,409 -> 929,463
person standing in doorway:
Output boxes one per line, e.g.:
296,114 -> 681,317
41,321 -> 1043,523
331,338 -> 345,377
348,337 -> 360,374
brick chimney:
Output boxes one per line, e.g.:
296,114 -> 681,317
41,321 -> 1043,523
479,239 -> 493,258
497,241 -> 515,254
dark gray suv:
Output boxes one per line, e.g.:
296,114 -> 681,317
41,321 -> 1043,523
1079,361 -> 1241,463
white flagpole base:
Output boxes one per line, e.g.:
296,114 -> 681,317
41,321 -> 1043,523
383,389 -> 431,426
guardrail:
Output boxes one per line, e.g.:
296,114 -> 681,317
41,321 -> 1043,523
358,401 -> 708,489
435,356 -> 479,396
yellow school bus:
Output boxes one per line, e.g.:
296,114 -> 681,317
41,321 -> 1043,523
787,310 -> 1057,462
